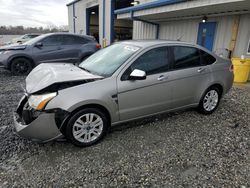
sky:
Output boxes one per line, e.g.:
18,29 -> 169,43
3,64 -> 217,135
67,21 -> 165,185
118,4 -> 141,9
0,0 -> 72,28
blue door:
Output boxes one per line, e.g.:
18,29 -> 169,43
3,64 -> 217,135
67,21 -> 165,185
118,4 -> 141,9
197,22 -> 216,51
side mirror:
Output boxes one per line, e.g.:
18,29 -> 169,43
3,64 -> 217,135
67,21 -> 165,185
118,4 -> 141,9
129,69 -> 146,80
35,42 -> 43,48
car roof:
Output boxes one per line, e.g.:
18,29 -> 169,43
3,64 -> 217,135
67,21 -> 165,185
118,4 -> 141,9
119,40 -> 201,48
44,32 -> 95,40
118,40 -> 216,56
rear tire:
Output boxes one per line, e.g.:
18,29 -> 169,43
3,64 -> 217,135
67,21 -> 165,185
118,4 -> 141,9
11,57 -> 33,75
198,86 -> 221,115
65,108 -> 109,147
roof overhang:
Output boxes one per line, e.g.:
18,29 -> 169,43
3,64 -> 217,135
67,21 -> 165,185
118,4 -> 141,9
66,0 -> 81,6
116,0 -> 250,22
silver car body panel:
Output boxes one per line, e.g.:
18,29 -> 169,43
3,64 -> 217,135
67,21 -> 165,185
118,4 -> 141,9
46,77 -> 120,123
26,63 -> 103,93
14,112 -> 62,142
14,40 -> 234,142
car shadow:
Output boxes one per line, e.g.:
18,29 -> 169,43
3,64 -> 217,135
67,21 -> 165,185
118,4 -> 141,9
110,109 -> 193,133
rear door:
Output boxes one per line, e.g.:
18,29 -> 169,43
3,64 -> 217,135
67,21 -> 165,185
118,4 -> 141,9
169,45 -> 212,108
32,35 -> 63,64
117,46 -> 173,121
59,35 -> 89,63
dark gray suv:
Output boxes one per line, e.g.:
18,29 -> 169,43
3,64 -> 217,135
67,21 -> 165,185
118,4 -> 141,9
0,33 -> 101,75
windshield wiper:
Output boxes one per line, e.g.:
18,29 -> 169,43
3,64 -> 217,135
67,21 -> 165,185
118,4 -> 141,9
79,67 -> 92,74
79,67 -> 105,78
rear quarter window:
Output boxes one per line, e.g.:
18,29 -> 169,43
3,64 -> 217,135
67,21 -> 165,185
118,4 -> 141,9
61,35 -> 90,45
200,50 -> 216,65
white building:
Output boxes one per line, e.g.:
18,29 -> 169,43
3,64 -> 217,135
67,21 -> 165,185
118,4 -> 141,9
67,0 -> 250,59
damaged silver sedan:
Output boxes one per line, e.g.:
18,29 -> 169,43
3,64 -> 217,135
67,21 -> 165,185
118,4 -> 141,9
14,41 -> 234,147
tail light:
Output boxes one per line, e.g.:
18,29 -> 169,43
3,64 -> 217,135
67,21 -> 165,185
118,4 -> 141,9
96,44 -> 101,49
229,64 -> 234,72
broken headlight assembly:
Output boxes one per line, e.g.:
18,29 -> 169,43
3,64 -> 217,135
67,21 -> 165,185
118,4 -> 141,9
28,92 -> 57,111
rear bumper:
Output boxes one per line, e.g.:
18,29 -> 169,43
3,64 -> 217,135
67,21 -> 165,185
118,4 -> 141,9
14,95 -> 65,143
224,72 -> 234,95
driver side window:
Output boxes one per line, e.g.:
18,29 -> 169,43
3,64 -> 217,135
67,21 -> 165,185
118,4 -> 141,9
41,36 -> 61,46
122,47 -> 169,80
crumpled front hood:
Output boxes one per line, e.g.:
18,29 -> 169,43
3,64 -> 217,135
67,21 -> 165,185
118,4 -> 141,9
26,63 -> 103,94
0,43 -> 26,50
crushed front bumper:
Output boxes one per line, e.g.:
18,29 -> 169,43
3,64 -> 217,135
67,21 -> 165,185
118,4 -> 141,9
14,95 -> 65,142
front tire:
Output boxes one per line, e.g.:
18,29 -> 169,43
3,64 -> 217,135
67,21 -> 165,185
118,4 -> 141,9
65,108 -> 109,147
11,58 -> 32,75
198,87 -> 221,114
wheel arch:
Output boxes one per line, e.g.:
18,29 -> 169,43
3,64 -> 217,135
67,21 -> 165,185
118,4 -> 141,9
60,103 -> 112,135
8,55 -> 35,69
207,83 -> 224,96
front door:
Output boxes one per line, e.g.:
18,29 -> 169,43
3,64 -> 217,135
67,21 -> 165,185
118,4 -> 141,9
117,46 -> 172,121
32,35 -> 63,64
197,22 -> 216,51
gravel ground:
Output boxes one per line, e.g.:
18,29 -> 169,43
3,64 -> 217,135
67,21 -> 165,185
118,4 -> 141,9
0,68 -> 249,187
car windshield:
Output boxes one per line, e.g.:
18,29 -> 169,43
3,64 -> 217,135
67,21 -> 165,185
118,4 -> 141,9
79,43 -> 140,77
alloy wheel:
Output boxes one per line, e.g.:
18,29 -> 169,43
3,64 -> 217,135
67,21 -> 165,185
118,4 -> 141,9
72,113 -> 104,143
203,90 -> 219,112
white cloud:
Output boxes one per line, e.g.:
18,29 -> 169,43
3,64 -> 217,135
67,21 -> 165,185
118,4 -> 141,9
0,0 -> 72,27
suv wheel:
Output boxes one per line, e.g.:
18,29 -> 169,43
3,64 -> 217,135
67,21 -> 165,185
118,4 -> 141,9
198,86 -> 221,114
65,108 -> 109,147
11,58 -> 32,75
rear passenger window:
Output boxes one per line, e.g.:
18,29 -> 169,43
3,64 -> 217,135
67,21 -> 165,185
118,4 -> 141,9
76,36 -> 89,44
200,50 -> 216,65
130,47 -> 170,75
61,35 -> 89,45
173,46 -> 201,69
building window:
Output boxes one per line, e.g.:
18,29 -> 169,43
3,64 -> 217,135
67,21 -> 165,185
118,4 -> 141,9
248,37 -> 250,54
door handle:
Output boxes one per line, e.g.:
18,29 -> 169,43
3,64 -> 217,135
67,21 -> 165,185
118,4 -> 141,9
157,75 -> 167,81
197,68 -> 206,73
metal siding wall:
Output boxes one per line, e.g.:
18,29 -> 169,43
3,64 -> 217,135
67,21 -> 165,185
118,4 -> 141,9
133,16 -> 234,52
105,0 -> 112,45
74,0 -> 86,34
234,14 -> 250,58
133,0 -> 244,18
133,21 -> 157,39
159,19 -> 199,43
99,1 -> 103,44
68,5 -> 74,33
212,16 -> 234,53
69,0 -> 103,42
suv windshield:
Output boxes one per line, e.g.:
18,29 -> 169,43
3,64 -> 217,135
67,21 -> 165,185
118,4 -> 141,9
79,43 -> 140,77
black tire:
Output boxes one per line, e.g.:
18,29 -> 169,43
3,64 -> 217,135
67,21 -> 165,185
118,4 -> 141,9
11,57 -> 33,75
198,86 -> 221,115
65,108 -> 109,147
